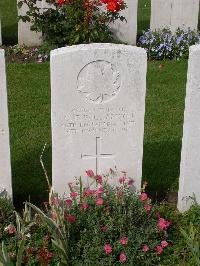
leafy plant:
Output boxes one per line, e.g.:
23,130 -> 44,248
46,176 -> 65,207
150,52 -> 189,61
18,0 -> 127,46
0,170 -> 173,265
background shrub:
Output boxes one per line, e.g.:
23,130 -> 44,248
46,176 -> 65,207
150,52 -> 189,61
18,0 -> 126,46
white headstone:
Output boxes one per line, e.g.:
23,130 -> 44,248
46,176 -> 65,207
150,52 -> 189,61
0,50 -> 12,197
111,0 -> 138,45
150,0 -> 172,31
151,0 -> 200,32
178,45 -> 200,212
18,0 -> 52,46
0,20 -> 2,46
51,43 -> 147,195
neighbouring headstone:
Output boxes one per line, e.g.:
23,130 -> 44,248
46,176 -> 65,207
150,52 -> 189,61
111,0 -> 138,45
178,45 -> 200,212
51,43 -> 147,195
18,0 -> 52,46
150,0 -> 172,31
0,20 -> 2,46
0,50 -> 12,197
151,0 -> 200,32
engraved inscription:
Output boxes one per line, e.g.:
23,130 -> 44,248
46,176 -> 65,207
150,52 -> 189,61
77,60 -> 121,104
81,137 -> 115,175
54,107 -> 136,135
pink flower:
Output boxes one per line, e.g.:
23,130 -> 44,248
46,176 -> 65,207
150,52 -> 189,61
139,193 -> 148,201
86,170 -> 94,177
155,246 -> 163,254
119,252 -> 127,263
70,192 -> 77,199
142,245 -> 150,252
96,198 -> 104,206
51,197 -> 59,205
84,189 -> 96,197
81,203 -> 89,210
120,236 -> 128,246
119,176 -> 126,184
104,244 -> 112,254
5,225 -> 16,234
158,218 -> 170,231
51,211 -> 58,221
128,178 -> 134,186
96,175 -> 103,184
65,199 -> 72,206
96,186 -> 104,196
101,226 -> 108,231
65,213 -> 76,224
161,241 -> 168,248
144,204 -> 151,212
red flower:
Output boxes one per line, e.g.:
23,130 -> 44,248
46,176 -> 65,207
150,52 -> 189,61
104,244 -> 112,254
96,198 -> 104,206
120,236 -> 128,246
96,175 -> 103,184
70,191 -> 78,199
128,178 -> 134,186
81,203 -> 89,209
161,240 -> 168,248
101,226 -> 108,231
107,1 -> 117,11
57,0 -> 65,5
142,245 -> 150,252
139,192 -> 148,201
158,218 -> 170,231
38,248 -> 54,265
96,186 -> 104,196
65,213 -> 76,224
119,176 -> 126,183
65,199 -> 72,206
119,252 -> 127,263
86,169 -> 94,177
155,245 -> 163,254
84,189 -> 96,197
26,247 -> 34,254
5,225 -> 16,234
144,204 -> 151,212
51,197 -> 60,205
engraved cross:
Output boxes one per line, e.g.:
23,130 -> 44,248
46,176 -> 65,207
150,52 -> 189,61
81,137 -> 115,175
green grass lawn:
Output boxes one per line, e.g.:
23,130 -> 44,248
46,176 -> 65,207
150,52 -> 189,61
0,0 -> 18,45
7,60 -> 187,205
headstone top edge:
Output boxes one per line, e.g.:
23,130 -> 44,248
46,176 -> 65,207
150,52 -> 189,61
50,44 -> 147,58
189,44 -> 200,54
0,49 -> 5,56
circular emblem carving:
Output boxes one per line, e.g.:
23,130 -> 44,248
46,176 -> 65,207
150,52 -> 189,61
77,60 -> 121,104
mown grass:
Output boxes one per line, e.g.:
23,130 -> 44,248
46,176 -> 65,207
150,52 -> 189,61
6,60 -> 187,205
0,0 -> 18,45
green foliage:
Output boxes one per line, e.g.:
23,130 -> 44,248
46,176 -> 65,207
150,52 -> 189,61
0,195 -> 14,241
180,223 -> 200,266
0,172 -> 172,265
17,0 -> 126,46
160,203 -> 200,266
